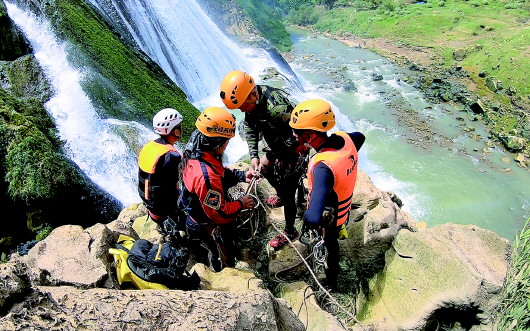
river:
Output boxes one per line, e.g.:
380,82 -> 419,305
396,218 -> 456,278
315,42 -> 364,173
286,27 -> 529,240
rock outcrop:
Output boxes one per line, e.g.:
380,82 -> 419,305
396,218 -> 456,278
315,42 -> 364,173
0,167 -> 511,331
0,0 -> 31,60
1,285 -> 302,331
356,223 -> 510,330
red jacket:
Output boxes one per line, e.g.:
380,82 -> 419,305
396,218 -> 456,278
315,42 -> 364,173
182,152 -> 246,224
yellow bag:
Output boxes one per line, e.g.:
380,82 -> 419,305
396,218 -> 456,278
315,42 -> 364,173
108,235 -> 168,289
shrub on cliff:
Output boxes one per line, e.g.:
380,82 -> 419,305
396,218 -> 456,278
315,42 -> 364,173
497,218 -> 530,330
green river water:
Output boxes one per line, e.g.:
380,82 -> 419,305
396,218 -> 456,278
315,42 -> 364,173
287,27 -> 529,240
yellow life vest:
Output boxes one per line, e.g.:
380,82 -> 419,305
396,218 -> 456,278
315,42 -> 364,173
307,131 -> 358,226
138,140 -> 177,174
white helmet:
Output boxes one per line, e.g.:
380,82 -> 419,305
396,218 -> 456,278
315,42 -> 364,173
153,108 -> 183,135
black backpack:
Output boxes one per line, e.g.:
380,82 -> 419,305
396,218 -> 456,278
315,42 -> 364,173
112,236 -> 200,290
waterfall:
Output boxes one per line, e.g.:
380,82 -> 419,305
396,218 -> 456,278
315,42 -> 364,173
5,0 -> 306,206
86,0 -> 249,103
5,2 -> 147,206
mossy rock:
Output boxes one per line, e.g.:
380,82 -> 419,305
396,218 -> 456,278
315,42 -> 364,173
0,87 -> 122,251
357,223 -> 510,330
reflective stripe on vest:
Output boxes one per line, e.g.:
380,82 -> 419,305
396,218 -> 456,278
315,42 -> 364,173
138,140 -> 177,174
307,131 -> 358,226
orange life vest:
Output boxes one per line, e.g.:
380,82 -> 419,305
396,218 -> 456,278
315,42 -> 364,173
307,131 -> 358,226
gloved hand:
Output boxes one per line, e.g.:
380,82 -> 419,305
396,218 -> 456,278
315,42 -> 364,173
300,221 -> 320,246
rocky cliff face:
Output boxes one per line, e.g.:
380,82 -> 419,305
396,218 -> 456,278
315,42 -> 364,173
0,1 -> 31,61
0,165 -> 510,330
197,0 -> 265,47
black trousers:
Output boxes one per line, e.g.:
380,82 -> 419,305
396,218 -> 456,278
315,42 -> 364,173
323,223 -> 341,290
186,217 -> 235,272
261,151 -> 306,233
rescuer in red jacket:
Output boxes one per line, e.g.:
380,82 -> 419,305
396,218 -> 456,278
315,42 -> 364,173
180,107 -> 257,271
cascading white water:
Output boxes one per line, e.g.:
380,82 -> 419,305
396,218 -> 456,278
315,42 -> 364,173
86,0 -> 251,103
5,0 -> 307,206
5,2 -> 141,206
85,0 -> 307,163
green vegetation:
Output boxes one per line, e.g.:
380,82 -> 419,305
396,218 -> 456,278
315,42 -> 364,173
497,218 -> 530,330
236,0 -> 293,51
294,0 -> 529,96
0,88 -> 78,201
283,0 -> 529,152
36,0 -> 199,139
36,225 -> 53,241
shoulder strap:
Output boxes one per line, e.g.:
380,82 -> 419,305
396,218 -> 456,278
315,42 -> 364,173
198,160 -> 212,190
261,85 -> 295,110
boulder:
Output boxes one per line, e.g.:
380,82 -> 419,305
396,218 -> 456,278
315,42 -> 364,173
356,223 -> 510,330
453,49 -> 466,61
372,73 -> 384,81
0,259 -> 27,313
0,285 -> 292,331
342,171 -> 416,271
0,55 -> 50,101
499,135 -> 526,152
514,153 -> 527,168
486,77 -> 502,92
268,240 -> 310,280
277,282 -> 347,331
21,224 -> 115,288
132,212 -> 164,243
470,99 -> 486,114
193,263 -> 266,292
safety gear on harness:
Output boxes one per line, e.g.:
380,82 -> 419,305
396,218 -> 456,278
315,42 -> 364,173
220,71 -> 255,109
195,107 -> 236,138
137,139 -> 180,220
290,99 -> 336,132
153,108 -> 183,136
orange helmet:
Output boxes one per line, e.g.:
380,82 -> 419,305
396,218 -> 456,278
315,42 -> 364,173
219,70 -> 255,109
290,99 -> 336,132
195,107 -> 236,138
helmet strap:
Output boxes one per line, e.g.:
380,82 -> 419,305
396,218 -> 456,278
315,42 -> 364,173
307,131 -> 327,150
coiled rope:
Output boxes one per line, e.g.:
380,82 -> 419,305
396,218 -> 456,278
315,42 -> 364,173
267,220 -> 367,330
232,172 -> 367,329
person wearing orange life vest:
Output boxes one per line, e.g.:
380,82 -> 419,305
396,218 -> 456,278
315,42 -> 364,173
180,107 -> 257,272
138,108 -> 184,234
290,99 -> 365,292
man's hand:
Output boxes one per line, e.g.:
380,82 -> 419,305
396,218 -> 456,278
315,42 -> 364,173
245,169 -> 262,183
239,195 -> 255,209
251,157 -> 260,171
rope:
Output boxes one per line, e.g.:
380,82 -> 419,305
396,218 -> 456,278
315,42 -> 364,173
267,212 -> 368,330
233,169 -> 367,329
234,177 -> 261,241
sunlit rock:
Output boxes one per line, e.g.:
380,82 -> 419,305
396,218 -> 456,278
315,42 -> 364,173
357,223 -> 510,330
